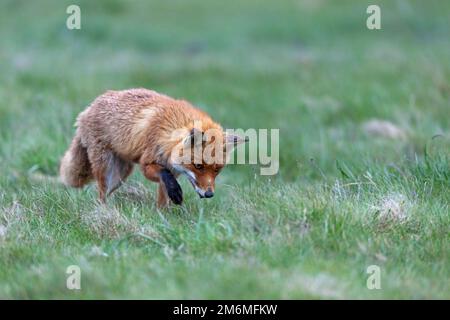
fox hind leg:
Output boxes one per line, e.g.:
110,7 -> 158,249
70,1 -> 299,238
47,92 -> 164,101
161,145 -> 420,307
105,152 -> 134,196
89,146 -> 133,202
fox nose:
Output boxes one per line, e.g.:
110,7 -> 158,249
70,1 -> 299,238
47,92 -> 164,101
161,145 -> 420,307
204,190 -> 214,198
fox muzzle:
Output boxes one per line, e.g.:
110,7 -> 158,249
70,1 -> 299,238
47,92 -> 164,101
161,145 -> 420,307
200,188 -> 214,198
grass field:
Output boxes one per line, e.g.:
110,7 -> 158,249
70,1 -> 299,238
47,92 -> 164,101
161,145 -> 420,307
0,0 -> 449,299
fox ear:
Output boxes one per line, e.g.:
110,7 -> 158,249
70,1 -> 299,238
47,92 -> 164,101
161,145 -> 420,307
224,133 -> 248,148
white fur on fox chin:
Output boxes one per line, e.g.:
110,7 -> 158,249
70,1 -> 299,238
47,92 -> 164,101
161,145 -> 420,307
171,164 -> 206,197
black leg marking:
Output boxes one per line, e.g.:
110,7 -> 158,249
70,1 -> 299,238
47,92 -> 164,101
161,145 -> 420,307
160,169 -> 183,205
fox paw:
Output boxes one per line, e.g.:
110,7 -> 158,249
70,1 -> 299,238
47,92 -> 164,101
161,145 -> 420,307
160,169 -> 183,205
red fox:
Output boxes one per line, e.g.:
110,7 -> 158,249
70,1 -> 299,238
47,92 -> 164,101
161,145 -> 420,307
60,88 -> 246,208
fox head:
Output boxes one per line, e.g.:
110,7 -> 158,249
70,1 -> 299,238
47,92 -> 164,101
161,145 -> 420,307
169,125 -> 247,198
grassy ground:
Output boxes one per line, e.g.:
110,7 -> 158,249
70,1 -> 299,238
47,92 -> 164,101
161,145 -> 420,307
0,0 -> 449,299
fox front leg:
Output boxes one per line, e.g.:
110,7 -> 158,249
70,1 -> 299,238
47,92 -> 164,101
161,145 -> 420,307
141,163 -> 183,206
160,169 -> 183,205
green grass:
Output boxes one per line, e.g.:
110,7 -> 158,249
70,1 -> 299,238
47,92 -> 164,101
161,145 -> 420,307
0,0 -> 449,299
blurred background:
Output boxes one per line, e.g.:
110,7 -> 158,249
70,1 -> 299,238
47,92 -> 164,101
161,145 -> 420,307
0,0 -> 448,182
0,0 -> 448,299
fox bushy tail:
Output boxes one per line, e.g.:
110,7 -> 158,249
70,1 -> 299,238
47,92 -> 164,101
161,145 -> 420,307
60,131 -> 92,188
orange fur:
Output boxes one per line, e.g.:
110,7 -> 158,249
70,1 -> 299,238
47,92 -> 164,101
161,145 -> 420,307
60,88 -> 229,208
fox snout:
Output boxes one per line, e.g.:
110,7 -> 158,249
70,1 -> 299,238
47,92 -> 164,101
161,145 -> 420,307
193,181 -> 215,199
191,170 -> 216,199
172,163 -> 217,199
199,188 -> 214,198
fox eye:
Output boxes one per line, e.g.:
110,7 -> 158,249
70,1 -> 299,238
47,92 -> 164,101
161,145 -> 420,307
194,164 -> 204,170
